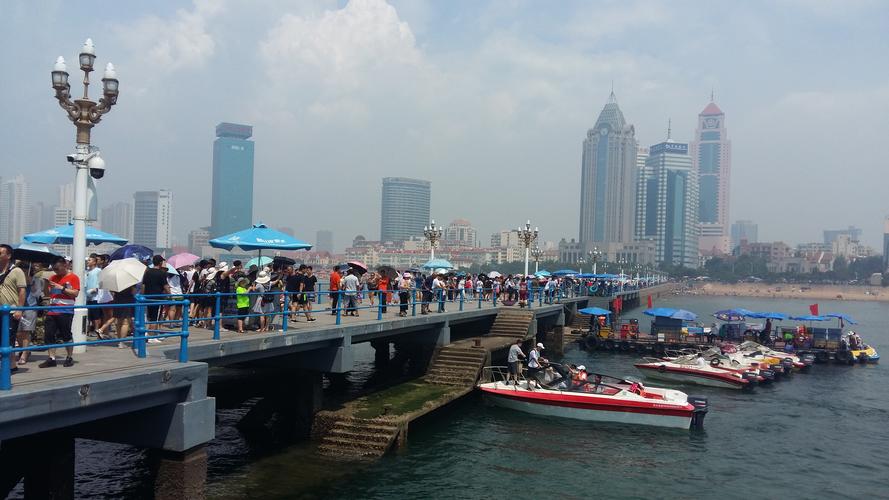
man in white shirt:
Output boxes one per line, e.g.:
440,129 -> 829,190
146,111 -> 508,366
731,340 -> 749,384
432,273 -> 445,312
342,269 -> 360,316
527,342 -> 548,390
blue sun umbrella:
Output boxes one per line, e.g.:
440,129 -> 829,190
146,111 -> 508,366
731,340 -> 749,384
24,223 -> 127,246
644,308 -> 698,321
247,256 -> 273,269
578,307 -> 612,316
421,258 -> 454,270
109,244 -> 154,262
552,269 -> 577,277
747,311 -> 788,320
209,223 -> 312,264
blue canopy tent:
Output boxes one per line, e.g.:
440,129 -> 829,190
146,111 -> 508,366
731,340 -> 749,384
24,223 -> 127,246
578,307 -> 612,316
551,269 -> 577,277
823,313 -> 857,325
643,307 -> 697,321
790,315 -> 828,322
420,258 -> 454,270
747,311 -> 788,320
209,223 -> 312,262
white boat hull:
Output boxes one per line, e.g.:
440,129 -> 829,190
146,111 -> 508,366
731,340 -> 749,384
636,367 -> 747,390
484,392 -> 692,429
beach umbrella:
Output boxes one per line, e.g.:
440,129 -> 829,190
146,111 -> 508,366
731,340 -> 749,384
24,223 -> 127,246
823,313 -> 857,325
348,260 -> 368,273
247,256 -> 273,269
747,311 -> 788,320
209,223 -> 312,264
578,307 -> 612,316
487,271 -> 502,278
167,252 -> 199,269
273,256 -> 296,267
644,308 -> 698,321
534,270 -> 551,277
13,242 -> 60,264
552,269 -> 577,277
422,258 -> 454,270
713,309 -> 751,322
110,244 -> 154,262
99,258 -> 146,292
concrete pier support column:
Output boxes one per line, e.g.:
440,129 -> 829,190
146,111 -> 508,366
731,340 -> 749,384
436,321 -> 451,347
153,446 -> 207,500
371,340 -> 391,367
546,327 -> 565,356
555,309 -> 566,327
22,430 -> 75,499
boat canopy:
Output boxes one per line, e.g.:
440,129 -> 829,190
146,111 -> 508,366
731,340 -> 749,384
644,308 -> 697,321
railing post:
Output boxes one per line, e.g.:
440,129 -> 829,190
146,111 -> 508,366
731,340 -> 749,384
493,289 -> 498,307
282,292 -> 289,333
377,290 -> 383,321
478,288 -> 483,309
459,288 -> 464,311
213,291 -> 222,340
179,300 -> 190,363
134,295 -> 147,358
539,287 -> 544,307
1,305 -> 11,391
336,292 -> 342,325
411,288 -> 417,317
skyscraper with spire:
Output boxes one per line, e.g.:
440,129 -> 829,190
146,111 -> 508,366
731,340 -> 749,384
691,96 -> 731,255
579,92 -> 638,246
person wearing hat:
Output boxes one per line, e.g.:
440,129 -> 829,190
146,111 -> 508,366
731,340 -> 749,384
526,342 -> 548,390
235,277 -> 250,334
506,338 -> 526,386
251,270 -> 272,332
398,272 -> 413,317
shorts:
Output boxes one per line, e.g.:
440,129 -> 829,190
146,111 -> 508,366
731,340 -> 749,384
296,294 -> 308,305
508,361 -> 518,375
238,307 -> 250,317
113,307 -> 134,319
44,314 -> 74,345
87,300 -> 103,321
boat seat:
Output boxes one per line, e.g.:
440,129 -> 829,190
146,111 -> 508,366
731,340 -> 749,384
639,391 -> 664,400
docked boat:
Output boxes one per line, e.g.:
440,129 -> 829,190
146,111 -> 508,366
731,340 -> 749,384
635,351 -> 762,390
736,341 -> 813,371
478,366 -> 709,430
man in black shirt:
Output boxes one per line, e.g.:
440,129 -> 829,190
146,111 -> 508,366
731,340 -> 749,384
285,266 -> 303,320
142,255 -> 170,325
300,266 -> 318,322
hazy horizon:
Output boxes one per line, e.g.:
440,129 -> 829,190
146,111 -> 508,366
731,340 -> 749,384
2,0 -> 887,250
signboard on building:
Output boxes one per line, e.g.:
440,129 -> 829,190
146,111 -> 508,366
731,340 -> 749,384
650,142 -> 688,156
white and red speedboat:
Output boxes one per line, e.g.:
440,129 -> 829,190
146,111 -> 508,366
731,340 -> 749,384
635,352 -> 762,390
477,367 -> 708,430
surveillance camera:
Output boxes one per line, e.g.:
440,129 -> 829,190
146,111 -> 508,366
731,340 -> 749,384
66,154 -> 77,163
87,155 -> 106,179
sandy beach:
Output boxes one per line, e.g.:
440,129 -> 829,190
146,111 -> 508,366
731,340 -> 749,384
680,282 -> 888,302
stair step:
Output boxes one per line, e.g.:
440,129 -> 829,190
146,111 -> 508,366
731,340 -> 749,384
317,444 -> 386,459
321,436 -> 392,450
327,429 -> 395,443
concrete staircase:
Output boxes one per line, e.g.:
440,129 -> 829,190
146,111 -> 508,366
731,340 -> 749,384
317,416 -> 400,461
487,309 -> 535,339
425,346 -> 487,386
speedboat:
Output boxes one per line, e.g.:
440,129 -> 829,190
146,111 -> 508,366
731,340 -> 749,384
737,341 -> 813,371
477,366 -> 709,430
635,352 -> 761,390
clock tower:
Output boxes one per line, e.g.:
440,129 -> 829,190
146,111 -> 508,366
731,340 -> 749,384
691,98 -> 732,256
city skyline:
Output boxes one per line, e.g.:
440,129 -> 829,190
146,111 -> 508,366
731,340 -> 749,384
1,1 -> 888,250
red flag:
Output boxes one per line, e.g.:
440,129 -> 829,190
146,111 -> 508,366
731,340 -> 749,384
647,295 -> 653,309
809,303 -> 819,316
614,296 -> 623,314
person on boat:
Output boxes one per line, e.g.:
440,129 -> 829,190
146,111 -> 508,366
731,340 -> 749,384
759,319 -> 772,345
526,343 -> 547,390
571,364 -> 588,390
506,339 -> 525,386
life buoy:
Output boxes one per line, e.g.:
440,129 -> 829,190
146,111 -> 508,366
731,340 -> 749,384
588,285 -> 598,293
710,358 -> 720,367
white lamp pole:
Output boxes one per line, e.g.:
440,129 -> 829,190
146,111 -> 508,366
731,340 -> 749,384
423,219 -> 442,261
51,39 -> 119,352
517,220 -> 538,277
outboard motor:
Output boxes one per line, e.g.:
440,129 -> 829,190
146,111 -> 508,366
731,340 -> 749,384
781,358 -> 795,374
741,371 -> 759,388
799,353 -> 815,371
688,396 -> 709,430
759,369 -> 776,383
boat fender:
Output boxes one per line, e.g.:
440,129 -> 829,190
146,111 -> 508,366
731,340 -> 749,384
709,358 -> 720,367
658,364 -> 667,373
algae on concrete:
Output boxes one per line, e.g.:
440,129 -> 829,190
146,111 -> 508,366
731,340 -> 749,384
353,382 -> 455,419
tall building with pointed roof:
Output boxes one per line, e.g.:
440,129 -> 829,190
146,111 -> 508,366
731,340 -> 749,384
579,92 -> 638,246
691,98 -> 731,255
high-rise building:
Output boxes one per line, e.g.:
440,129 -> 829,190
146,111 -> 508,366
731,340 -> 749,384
315,230 -> 334,253
730,220 -> 758,250
444,219 -> 478,248
58,182 -> 75,211
32,202 -> 56,231
0,175 -> 31,243
100,202 -> 133,241
579,92 -> 637,246
635,145 -> 655,242
641,139 -> 699,268
188,227 -> 211,256
883,217 -> 889,272
823,226 -> 862,246
133,190 -> 173,250
211,123 -> 254,238
691,98 -> 731,255
380,177 -> 431,242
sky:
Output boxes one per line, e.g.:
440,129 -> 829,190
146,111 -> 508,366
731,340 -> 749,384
2,0 -> 888,251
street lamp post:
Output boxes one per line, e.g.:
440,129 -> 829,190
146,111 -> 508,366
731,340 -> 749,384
51,39 -> 119,351
618,258 -> 627,291
423,219 -> 442,261
578,257 -> 585,275
588,247 -> 602,275
530,245 -> 543,274
517,220 -> 539,277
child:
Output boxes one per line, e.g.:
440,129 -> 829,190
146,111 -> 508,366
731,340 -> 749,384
235,277 -> 250,333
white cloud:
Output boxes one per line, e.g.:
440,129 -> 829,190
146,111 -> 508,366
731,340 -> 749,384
116,0 -> 223,71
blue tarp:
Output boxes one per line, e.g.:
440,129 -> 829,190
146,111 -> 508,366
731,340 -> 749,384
747,311 -> 788,320
24,224 -> 127,246
209,223 -> 312,252
823,313 -> 857,325
790,315 -> 829,322
578,307 -> 612,316
644,308 -> 698,321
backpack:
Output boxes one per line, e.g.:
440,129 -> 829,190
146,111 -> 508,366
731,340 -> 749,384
202,278 -> 217,294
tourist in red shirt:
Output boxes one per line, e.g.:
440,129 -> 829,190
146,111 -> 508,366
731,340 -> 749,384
40,257 -> 80,368
328,267 -> 341,315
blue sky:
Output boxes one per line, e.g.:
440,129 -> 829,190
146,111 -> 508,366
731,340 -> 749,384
2,0 -> 888,249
